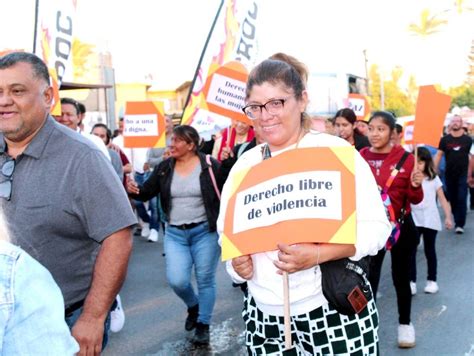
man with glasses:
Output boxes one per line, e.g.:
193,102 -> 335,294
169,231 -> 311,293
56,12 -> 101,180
0,52 -> 137,354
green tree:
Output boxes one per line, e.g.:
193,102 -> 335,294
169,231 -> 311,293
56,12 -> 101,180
368,64 -> 415,117
407,75 -> 418,104
449,84 -> 474,108
408,9 -> 448,36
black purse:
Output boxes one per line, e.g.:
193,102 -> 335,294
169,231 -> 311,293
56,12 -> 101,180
320,257 -> 372,315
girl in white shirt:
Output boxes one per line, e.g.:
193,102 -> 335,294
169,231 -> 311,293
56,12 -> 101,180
410,147 -> 453,294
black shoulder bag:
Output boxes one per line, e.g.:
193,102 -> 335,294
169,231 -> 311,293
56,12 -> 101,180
320,257 -> 372,315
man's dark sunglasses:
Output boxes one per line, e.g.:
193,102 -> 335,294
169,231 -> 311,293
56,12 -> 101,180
0,160 -> 15,201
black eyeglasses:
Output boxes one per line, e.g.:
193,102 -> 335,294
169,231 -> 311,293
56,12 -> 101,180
0,159 -> 15,201
242,97 -> 292,120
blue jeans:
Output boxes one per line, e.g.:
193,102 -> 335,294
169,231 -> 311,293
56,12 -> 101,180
65,305 -> 111,351
134,173 -> 160,230
445,174 -> 468,228
164,222 -> 221,324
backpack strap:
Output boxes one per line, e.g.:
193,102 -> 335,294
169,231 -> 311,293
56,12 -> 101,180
382,151 -> 410,193
206,154 -> 221,200
237,141 -> 250,158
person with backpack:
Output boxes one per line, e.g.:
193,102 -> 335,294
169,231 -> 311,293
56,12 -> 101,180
360,111 -> 424,349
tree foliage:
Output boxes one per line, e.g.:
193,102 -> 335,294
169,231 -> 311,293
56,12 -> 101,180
449,84 -> 474,108
408,9 -> 448,36
368,64 -> 415,117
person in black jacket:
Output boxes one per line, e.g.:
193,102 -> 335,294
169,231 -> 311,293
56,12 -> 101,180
334,108 -> 370,151
127,125 -> 222,345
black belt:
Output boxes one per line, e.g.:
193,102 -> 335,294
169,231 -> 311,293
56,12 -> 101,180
65,299 -> 85,317
170,221 -> 204,230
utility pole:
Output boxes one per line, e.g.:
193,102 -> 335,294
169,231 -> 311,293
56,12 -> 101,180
363,49 -> 370,96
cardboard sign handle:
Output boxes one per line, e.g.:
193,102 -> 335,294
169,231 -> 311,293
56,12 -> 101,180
283,271 -> 291,350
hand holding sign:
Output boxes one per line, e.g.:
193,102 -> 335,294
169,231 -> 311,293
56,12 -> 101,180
274,243 -> 320,274
222,146 -> 357,261
232,255 -> 253,279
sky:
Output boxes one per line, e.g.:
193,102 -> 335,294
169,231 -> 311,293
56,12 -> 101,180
2,0 -> 473,89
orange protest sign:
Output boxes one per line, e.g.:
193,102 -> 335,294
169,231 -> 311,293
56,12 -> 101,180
221,147 -> 356,261
201,61 -> 252,126
347,94 -> 371,121
402,119 -> 415,146
413,85 -> 451,147
123,101 -> 166,148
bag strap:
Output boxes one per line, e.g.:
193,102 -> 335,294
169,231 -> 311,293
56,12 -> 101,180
382,151 -> 409,193
206,154 -> 221,200
237,141 -> 250,158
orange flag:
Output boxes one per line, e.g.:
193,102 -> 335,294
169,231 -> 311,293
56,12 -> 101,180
413,85 -> 451,147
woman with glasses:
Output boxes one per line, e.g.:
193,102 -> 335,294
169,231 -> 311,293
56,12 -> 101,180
127,125 -> 222,345
217,57 -> 391,355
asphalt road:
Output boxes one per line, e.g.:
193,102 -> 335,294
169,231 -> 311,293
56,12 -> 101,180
104,210 -> 474,355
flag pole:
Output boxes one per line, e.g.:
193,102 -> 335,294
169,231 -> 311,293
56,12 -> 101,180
181,0 -> 225,123
283,271 -> 291,350
414,141 -> 418,166
32,0 -> 40,52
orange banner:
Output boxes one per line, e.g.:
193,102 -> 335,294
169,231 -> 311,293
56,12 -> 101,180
347,93 -> 371,121
413,85 -> 451,147
124,102 -> 166,148
221,147 -> 356,260
201,61 -> 251,126
181,0 -> 260,138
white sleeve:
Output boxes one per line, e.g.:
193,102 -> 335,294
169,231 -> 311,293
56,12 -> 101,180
434,176 -> 443,190
217,155 -> 251,284
84,133 -> 111,161
351,151 -> 391,261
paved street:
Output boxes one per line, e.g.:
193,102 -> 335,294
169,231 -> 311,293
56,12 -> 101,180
105,210 -> 474,355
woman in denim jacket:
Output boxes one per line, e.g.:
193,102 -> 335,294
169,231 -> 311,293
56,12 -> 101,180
0,210 -> 79,354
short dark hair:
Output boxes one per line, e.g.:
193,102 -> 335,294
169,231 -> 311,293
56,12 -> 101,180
91,123 -> 112,145
0,52 -> 50,85
173,125 -> 200,152
77,102 -> 86,115
395,123 -> 403,134
60,97 -> 80,115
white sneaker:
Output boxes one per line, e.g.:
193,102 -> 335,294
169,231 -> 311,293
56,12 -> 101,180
110,295 -> 125,333
147,228 -> 159,242
424,280 -> 439,294
410,281 -> 417,296
455,226 -> 464,234
141,223 -> 150,238
398,323 -> 416,348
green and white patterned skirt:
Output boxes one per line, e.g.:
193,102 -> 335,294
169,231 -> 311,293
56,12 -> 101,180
242,293 -> 379,355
